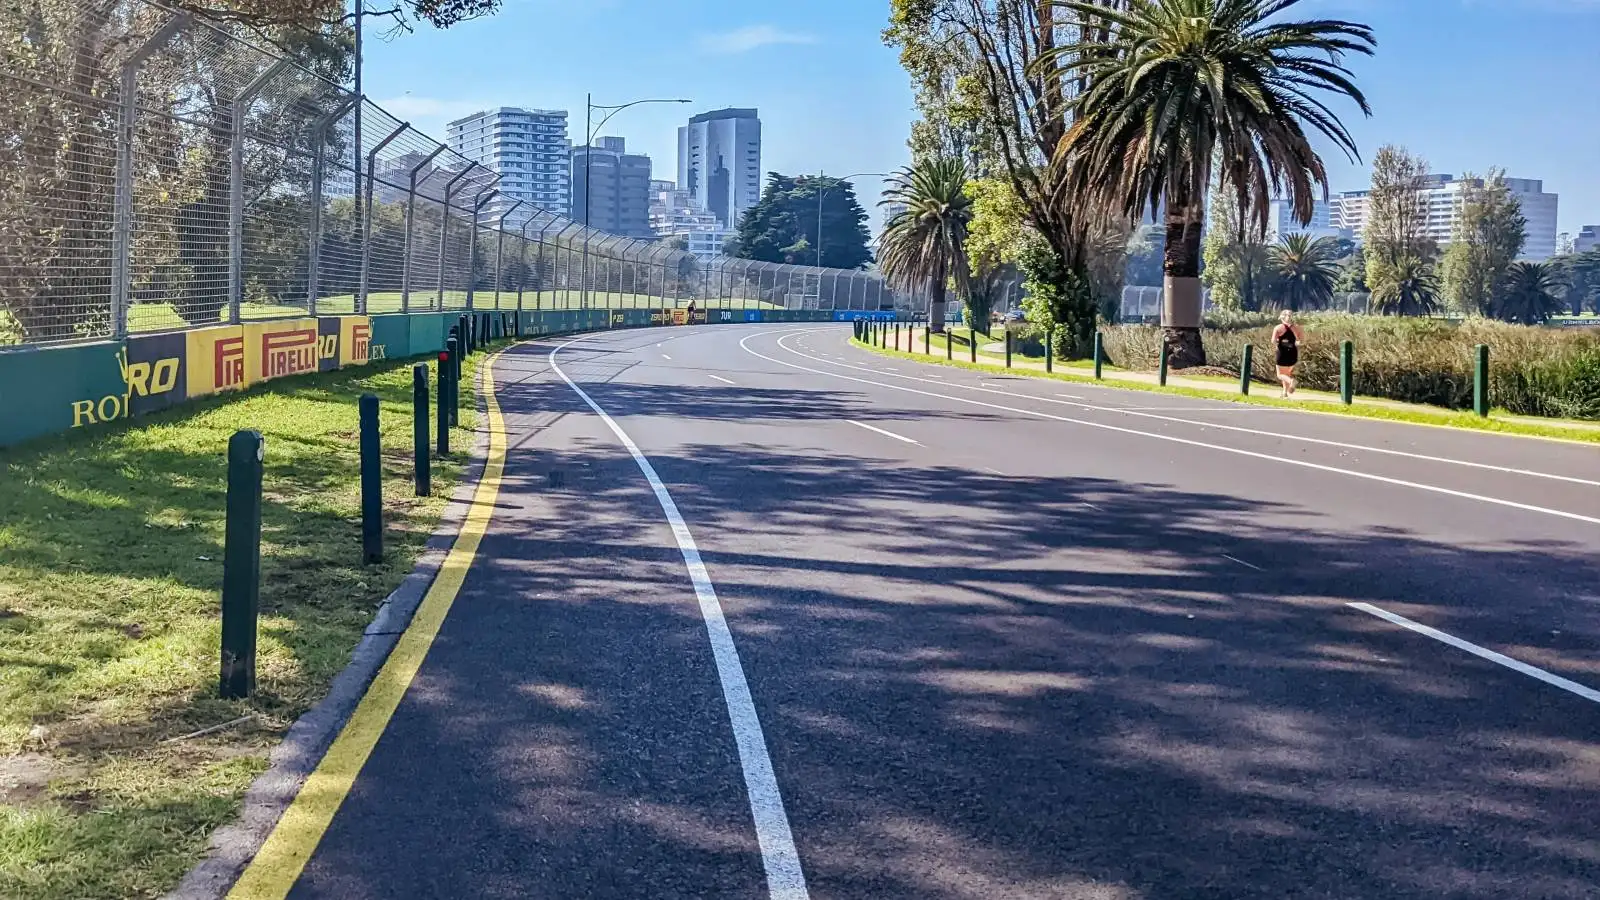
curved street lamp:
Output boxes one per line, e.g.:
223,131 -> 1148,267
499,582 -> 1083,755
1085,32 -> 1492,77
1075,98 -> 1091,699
580,95 -> 692,308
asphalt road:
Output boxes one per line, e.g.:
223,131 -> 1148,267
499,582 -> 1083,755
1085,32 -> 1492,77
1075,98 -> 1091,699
288,323 -> 1600,900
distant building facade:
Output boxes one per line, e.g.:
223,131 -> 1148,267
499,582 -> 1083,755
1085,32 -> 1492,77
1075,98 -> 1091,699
1576,225 -> 1600,254
446,107 -> 571,217
650,181 -> 729,259
677,108 -> 762,229
1331,174 -> 1559,261
1265,198 -> 1350,242
571,136 -> 654,239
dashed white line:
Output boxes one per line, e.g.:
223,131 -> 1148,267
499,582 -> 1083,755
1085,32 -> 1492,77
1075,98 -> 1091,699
1221,554 -> 1264,571
1057,393 -> 1085,400
551,338 -> 809,899
1349,602 -> 1600,705
707,374 -> 736,385
661,354 -> 673,361
847,420 -> 921,445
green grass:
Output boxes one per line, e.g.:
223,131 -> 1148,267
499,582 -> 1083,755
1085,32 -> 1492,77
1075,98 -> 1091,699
0,350 -> 491,898
912,327 -> 1101,370
852,337 -> 1600,444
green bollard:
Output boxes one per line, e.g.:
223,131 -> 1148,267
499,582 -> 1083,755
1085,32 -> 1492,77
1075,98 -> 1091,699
1093,332 -> 1104,380
924,326 -> 930,355
1046,328 -> 1054,373
1340,340 -> 1354,405
220,430 -> 264,700
1005,330 -> 1013,368
970,329 -> 977,363
895,321 -> 901,351
413,364 -> 430,496
946,330 -> 953,360
1158,344 -> 1169,386
436,351 -> 450,457
1240,344 -> 1253,395
359,393 -> 382,564
446,336 -> 460,427
1474,344 -> 1489,416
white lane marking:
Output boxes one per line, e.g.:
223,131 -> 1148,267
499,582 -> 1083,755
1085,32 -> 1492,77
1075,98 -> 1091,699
708,374 -> 737,385
741,331 -> 1600,527
1057,394 -> 1086,400
982,466 -> 1005,476
847,420 -> 921,445
1080,502 -> 1102,512
661,354 -> 673,361
925,373 -> 944,379
1222,554 -> 1264,571
550,341 -> 809,900
1348,602 -> 1600,705
781,330 -> 1600,491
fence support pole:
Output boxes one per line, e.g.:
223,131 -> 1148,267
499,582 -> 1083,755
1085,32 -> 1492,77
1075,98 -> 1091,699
358,122 -> 408,315
1340,340 -> 1354,405
306,97 -> 357,314
437,163 -> 479,310
464,188 -> 498,310
1474,344 -> 1490,417
220,429 -> 264,700
400,145 -> 445,312
229,59 -> 290,325
1240,344 -> 1253,395
492,200 -> 523,311
113,14 -> 188,339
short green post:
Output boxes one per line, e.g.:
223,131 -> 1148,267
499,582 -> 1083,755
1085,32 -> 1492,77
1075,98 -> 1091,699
1474,344 -> 1490,416
946,330 -> 952,360
1340,340 -> 1354,405
924,326 -> 930,355
220,430 -> 264,700
1240,344 -> 1253,395
896,321 -> 902,351
1005,330 -> 1013,368
1045,328 -> 1054,373
446,336 -> 460,427
1158,345 -> 1169,387
413,364 -> 430,496
969,329 -> 977,363
436,351 -> 450,457
1093,332 -> 1104,380
359,394 -> 382,564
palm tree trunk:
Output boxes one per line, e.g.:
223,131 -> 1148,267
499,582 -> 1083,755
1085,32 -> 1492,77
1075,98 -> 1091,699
1163,207 -> 1208,368
929,276 -> 947,333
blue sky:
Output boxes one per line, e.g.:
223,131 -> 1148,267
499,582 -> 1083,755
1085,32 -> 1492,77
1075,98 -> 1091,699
363,0 -> 1599,236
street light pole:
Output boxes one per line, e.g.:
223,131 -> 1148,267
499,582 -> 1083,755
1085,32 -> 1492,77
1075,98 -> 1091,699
580,95 -> 692,310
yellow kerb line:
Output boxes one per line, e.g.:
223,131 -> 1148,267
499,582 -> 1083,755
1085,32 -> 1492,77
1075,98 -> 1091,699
228,351 -> 510,899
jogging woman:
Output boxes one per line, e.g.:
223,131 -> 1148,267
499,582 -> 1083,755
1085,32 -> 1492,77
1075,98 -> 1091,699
1272,310 -> 1305,398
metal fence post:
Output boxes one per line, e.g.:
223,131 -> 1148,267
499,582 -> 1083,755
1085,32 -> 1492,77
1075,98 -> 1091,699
230,59 -> 290,324
437,163 -> 478,310
492,201 -> 523,310
401,145 -> 445,312
464,187 -> 497,310
306,96 -> 357,314
112,14 -> 188,339
359,121 -> 409,315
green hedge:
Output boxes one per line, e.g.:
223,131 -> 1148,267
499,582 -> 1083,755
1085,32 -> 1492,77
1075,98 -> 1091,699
1099,314 -> 1600,420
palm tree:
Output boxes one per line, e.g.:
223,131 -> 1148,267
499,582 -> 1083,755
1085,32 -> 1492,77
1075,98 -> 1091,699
1269,233 -> 1341,311
878,157 -> 973,333
1494,261 -> 1566,326
1371,256 -> 1440,317
1051,0 -> 1375,367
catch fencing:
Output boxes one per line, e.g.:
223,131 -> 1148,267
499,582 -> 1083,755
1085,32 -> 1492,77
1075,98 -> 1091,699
0,0 -> 915,347
1118,287 -> 1374,322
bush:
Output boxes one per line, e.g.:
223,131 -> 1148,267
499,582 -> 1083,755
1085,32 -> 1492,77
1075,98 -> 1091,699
1098,315 -> 1600,419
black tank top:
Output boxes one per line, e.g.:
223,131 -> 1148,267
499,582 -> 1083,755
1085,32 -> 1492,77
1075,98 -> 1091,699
1277,327 -> 1297,352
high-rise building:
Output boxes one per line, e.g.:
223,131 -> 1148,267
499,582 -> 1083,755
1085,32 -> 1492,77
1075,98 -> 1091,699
1331,174 -> 1560,260
1576,225 -> 1600,254
570,136 -> 654,239
1265,198 -> 1350,242
677,108 -> 762,229
650,182 -> 729,259
446,107 -> 571,218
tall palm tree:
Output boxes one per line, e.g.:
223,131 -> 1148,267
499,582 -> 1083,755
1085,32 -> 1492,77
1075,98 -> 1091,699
1494,261 -> 1566,326
1269,233 -> 1341,311
1371,256 -> 1440,317
1050,0 -> 1375,367
878,157 -> 973,333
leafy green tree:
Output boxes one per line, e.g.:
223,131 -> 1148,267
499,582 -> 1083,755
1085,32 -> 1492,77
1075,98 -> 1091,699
1269,234 -> 1341,311
1550,249 -> 1600,315
962,177 -> 1027,333
877,157 -> 973,333
1441,170 -> 1526,316
1364,145 -> 1435,298
1054,0 -> 1375,368
1371,256 -> 1440,317
1494,261 -> 1566,325
1334,245 -> 1368,293
733,173 -> 872,270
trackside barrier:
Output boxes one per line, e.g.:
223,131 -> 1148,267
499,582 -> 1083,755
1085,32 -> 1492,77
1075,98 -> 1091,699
0,307 -> 840,449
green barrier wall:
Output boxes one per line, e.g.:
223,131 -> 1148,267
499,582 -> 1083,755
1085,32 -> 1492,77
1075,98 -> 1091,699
0,307 -> 840,449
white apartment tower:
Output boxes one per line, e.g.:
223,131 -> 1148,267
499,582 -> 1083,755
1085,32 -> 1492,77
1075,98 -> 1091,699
677,108 -> 762,229
446,108 -> 572,217
1331,174 -> 1559,261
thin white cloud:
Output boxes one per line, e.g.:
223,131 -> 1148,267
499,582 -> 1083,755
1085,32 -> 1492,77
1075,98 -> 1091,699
697,25 -> 816,55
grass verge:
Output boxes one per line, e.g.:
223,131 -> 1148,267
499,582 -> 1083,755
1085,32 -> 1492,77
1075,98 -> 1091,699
852,338 -> 1600,445
0,349 -> 492,899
